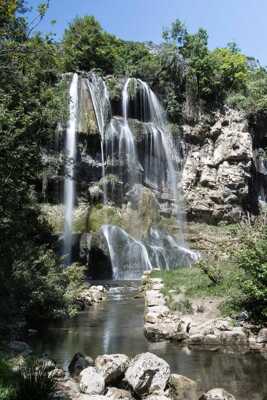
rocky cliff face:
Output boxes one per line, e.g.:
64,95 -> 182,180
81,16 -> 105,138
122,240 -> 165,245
181,109 -> 254,223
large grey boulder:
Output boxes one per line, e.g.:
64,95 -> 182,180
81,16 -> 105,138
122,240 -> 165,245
95,354 -> 129,384
125,352 -> 170,396
256,328 -> 267,343
168,374 -> 198,400
80,367 -> 105,395
199,388 -> 236,400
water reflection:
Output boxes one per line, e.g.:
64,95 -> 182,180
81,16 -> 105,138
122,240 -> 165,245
30,282 -> 267,400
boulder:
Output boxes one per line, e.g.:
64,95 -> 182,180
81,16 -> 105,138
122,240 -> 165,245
220,328 -> 248,345
256,328 -> 267,343
105,387 -> 133,399
199,388 -> 236,400
125,352 -> 170,396
203,334 -> 221,346
69,352 -> 94,376
168,374 -> 198,400
144,396 -> 170,400
188,334 -> 204,345
95,354 -> 129,384
80,367 -> 105,395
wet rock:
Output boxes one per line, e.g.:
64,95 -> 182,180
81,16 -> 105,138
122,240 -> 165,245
256,328 -> 267,343
80,367 -> 105,395
220,328 -> 248,345
199,388 -> 236,400
125,352 -> 170,396
69,353 -> 94,376
105,387 -> 133,399
95,354 -> 129,384
188,334 -> 204,345
168,374 -> 198,400
203,334 -> 221,346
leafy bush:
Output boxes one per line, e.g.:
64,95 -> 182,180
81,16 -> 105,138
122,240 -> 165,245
63,263 -> 87,317
233,218 -> 267,323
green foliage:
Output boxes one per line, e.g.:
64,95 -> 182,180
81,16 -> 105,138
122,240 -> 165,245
227,67 -> 267,112
233,219 -> 267,323
62,15 -> 160,81
0,0 -> 71,327
161,19 -> 249,109
198,260 -> 224,285
0,359 -> 16,400
63,263 -> 87,317
15,359 -> 57,400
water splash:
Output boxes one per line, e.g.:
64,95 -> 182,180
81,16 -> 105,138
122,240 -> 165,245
101,225 -> 152,280
63,73 -> 79,265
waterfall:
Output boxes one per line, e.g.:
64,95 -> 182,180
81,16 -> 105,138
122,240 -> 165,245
87,73 -> 111,203
137,79 -> 185,243
63,73 -> 79,265
101,225 -> 152,280
72,73 -> 199,278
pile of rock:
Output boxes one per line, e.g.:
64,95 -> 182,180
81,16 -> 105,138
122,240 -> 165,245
143,275 -> 267,352
76,285 -> 107,308
144,278 -> 189,342
57,351 -> 236,400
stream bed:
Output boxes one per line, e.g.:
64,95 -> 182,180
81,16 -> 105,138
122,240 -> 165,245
30,281 -> 267,400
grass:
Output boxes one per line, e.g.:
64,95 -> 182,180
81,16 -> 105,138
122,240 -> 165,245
151,262 -> 243,316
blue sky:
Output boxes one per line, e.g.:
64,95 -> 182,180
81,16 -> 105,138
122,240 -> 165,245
27,0 -> 267,65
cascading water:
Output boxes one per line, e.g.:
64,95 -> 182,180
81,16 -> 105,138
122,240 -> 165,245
63,73 -> 79,265
64,73 -> 199,277
102,225 -> 152,280
87,73 -> 111,203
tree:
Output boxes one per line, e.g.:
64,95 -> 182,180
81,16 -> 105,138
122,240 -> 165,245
62,16 -> 123,74
0,0 -> 70,326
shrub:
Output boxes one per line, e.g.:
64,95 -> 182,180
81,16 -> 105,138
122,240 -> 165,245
233,219 -> 267,323
15,359 -> 57,400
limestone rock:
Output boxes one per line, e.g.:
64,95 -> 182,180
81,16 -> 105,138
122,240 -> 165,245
80,367 -> 105,395
182,108 -> 253,223
256,328 -> 267,343
145,291 -> 166,307
105,387 -> 133,399
168,374 -> 198,400
95,354 -> 129,384
220,328 -> 248,345
199,388 -> 236,400
125,352 -> 170,396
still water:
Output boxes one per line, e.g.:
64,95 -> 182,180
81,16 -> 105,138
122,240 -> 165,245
30,282 -> 267,400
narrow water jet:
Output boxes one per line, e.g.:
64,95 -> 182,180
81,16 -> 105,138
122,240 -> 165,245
63,73 -> 79,265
